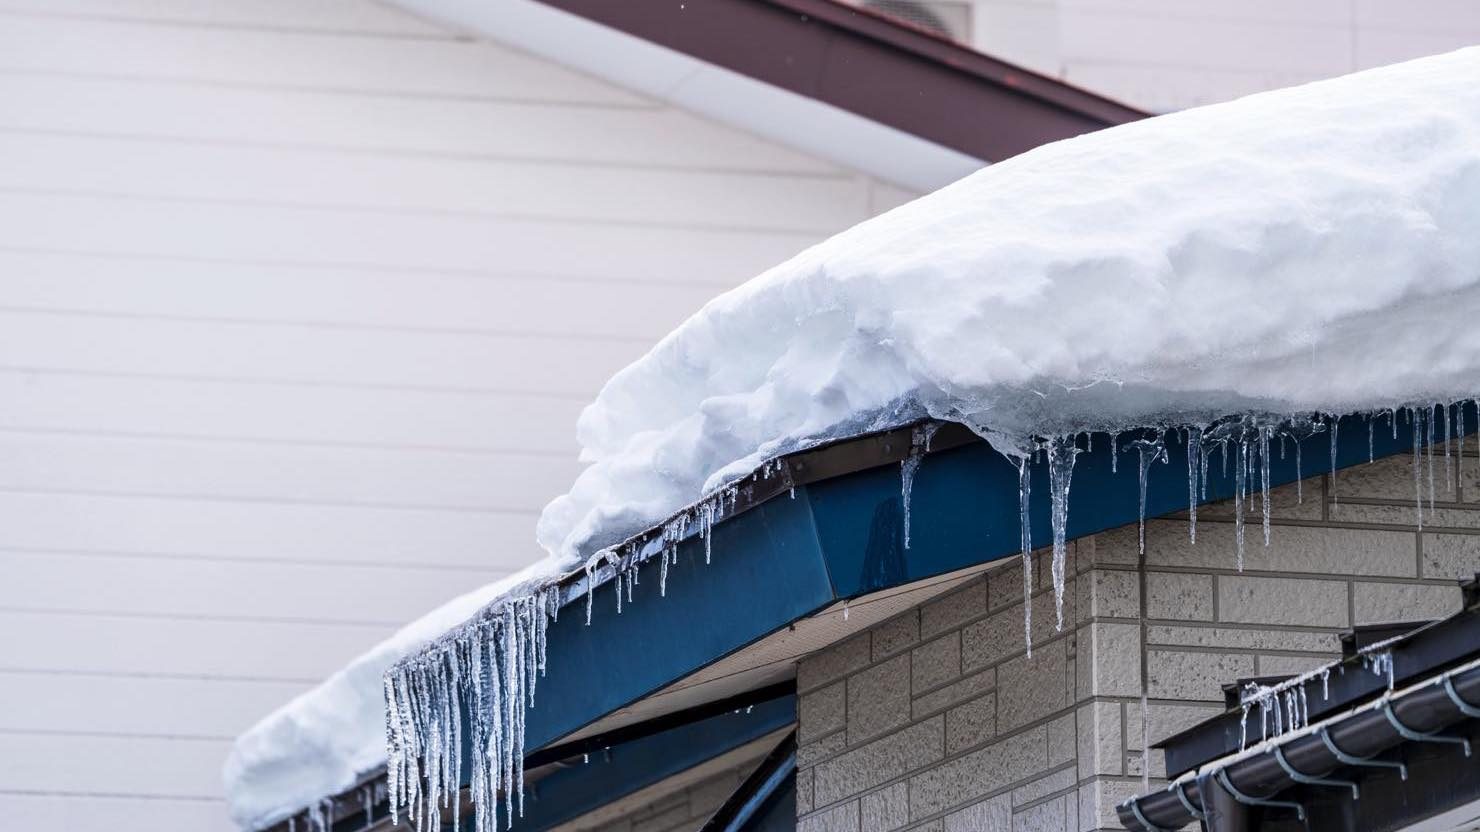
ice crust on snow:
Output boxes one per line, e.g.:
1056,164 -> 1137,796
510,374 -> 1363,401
226,48 -> 1480,831
538,46 -> 1480,564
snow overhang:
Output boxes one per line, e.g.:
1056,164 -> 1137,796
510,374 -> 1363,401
262,408 -> 1440,832
382,0 -> 1146,191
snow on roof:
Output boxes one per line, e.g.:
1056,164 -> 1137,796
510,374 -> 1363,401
225,47 -> 1480,830
538,46 -> 1480,562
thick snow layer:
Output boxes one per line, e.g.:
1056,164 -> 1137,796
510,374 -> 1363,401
222,559 -> 559,831
226,48 -> 1480,829
538,47 -> 1480,561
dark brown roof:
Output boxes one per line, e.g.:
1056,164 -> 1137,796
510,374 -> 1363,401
533,0 -> 1148,161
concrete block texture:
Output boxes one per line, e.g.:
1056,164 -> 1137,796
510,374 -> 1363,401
794,447 -> 1476,830
847,654 -> 913,745
908,727 -> 1048,819
860,781 -> 909,831
812,718 -> 944,807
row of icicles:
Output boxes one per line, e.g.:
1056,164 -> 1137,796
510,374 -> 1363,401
995,402 -> 1474,656
383,400 -> 1473,832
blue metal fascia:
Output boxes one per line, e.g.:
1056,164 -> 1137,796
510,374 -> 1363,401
510,696 -> 795,830
807,409 -> 1444,599
522,485 -> 830,753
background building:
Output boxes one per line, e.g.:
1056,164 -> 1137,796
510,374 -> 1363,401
2,1 -> 1478,830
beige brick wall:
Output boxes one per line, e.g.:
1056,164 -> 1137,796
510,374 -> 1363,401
795,449 -> 1475,832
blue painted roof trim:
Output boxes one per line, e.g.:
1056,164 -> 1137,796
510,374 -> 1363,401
500,407 -> 1444,804
510,697 -> 795,830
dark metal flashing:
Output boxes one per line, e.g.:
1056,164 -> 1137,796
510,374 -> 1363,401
531,0 -> 1147,162
699,730 -> 798,832
1120,661 -> 1480,832
524,680 -> 795,769
1121,585 -> 1480,832
1162,586 -> 1480,776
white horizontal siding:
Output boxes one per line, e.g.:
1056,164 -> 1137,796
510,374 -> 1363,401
967,0 -> 1480,112
0,73 -> 837,173
1,793 -> 229,832
1,733 -> 234,799
0,550 -> 502,625
0,2 -> 915,828
0,672 -> 310,738
0,491 -> 543,570
0,370 -> 588,454
0,0 -> 446,35
0,610 -> 391,680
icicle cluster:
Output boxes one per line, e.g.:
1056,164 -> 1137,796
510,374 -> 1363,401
382,470 -> 762,832
995,400 -> 1473,652
384,588 -> 559,832
1237,666 -> 1332,750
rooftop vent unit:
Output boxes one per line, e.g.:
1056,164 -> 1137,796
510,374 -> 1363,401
861,0 -> 972,45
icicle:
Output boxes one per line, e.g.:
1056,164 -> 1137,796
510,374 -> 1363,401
1186,428 -> 1202,544
1046,436 -> 1080,631
842,600 -> 850,621
1461,402 -> 1469,490
1110,432 -> 1118,474
1234,435 -> 1247,570
1259,426 -> 1271,546
1293,434 -> 1303,503
1392,407 -> 1399,440
1368,414 -> 1375,464
900,423 -> 940,550
1015,453 -> 1033,656
1427,403 -> 1437,512
1130,436 -> 1167,556
1328,416 -> 1339,506
584,561 -> 596,626
1445,402 -> 1454,495
1413,407 -> 1425,529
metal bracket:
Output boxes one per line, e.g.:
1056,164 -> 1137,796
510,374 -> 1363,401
1443,675 -> 1480,718
1171,779 -> 1207,821
1272,745 -> 1359,799
1125,798 -> 1176,832
1380,699 -> 1472,757
1318,726 -> 1408,780
1215,768 -> 1307,822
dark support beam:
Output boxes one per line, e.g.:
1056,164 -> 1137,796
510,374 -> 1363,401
525,681 -> 795,770
532,0 -> 1146,161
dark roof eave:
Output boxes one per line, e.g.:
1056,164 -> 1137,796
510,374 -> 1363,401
530,0 -> 1148,162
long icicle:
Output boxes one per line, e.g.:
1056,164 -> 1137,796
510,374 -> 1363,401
1046,436 -> 1080,631
1016,453 -> 1034,656
1259,425 -> 1272,546
1131,435 -> 1167,557
1328,416 -> 1339,506
1186,427 -> 1202,544
1413,407 -> 1425,529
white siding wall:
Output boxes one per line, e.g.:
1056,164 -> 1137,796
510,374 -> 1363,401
0,3 -> 916,828
965,0 -> 1480,112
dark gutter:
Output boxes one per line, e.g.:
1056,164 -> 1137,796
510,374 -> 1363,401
1161,578 -> 1480,776
531,0 -> 1147,161
1118,659 -> 1480,832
